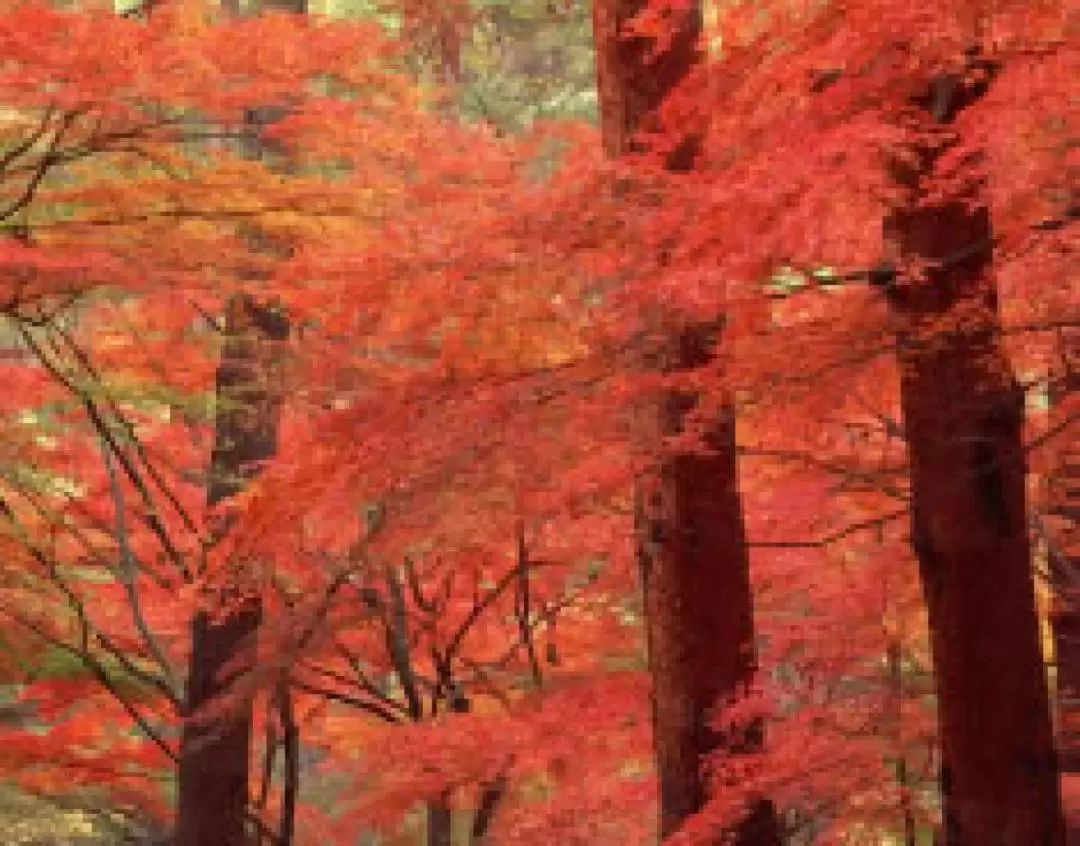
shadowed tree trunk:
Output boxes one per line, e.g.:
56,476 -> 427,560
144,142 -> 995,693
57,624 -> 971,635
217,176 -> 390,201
422,10 -> 462,844
592,1 -> 778,842
880,64 -> 1065,846
1046,327 -> 1080,839
175,294 -> 289,846
175,2 -> 304,845
469,773 -> 508,844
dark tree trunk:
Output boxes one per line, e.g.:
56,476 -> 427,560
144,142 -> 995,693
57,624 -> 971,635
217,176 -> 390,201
428,805 -> 454,846
175,4 -> 303,844
1046,328 -> 1080,840
175,295 -> 289,846
634,350 -> 778,845
277,678 -> 300,846
419,14 -> 468,845
593,1 -> 778,842
428,684 -> 473,846
469,773 -> 508,843
881,69 -> 1065,846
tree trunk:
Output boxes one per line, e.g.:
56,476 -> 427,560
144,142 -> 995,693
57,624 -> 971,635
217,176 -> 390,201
1046,328 -> 1080,839
427,805 -> 454,846
469,773 -> 508,843
881,70 -> 1065,846
176,4 -> 303,844
175,295 -> 289,846
593,1 -> 777,842
416,14 -> 470,845
634,388 -> 779,844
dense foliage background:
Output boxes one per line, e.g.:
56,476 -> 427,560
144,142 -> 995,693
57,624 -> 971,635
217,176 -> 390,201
0,0 -> 1074,844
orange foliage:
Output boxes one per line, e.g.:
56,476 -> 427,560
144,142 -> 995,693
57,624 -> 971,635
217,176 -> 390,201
0,0 -> 1073,843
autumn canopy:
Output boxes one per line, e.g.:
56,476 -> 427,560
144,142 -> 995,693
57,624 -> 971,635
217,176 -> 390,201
0,0 -> 1074,845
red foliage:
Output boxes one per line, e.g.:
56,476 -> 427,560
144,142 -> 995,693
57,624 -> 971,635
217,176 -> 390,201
0,0 -> 1073,843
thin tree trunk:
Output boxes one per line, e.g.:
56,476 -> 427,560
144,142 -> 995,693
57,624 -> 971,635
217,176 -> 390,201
592,1 -> 777,842
176,294 -> 289,846
175,292 -> 289,846
469,773 -> 508,843
1047,327 -> 1080,839
412,13 -> 476,845
888,639 -> 918,846
278,678 -> 300,846
881,67 -> 1065,846
176,4 -> 303,844
427,679 -> 470,846
427,805 -> 454,846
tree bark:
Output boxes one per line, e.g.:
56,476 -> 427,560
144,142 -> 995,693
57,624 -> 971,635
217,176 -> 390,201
881,70 -> 1065,846
469,773 -> 508,843
427,805 -> 454,846
175,295 -> 289,846
593,1 -> 778,842
1046,328 -> 1080,839
413,15 -> 474,846
175,4 -> 303,844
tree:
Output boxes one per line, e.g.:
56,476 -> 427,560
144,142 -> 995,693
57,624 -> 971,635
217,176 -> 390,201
652,1 -> 1075,841
591,0 -> 778,842
875,50 -> 1064,846
174,296 -> 290,846
175,0 -> 307,841
1046,324 -> 1079,833
0,1 -> 1075,843
0,2 -> 420,842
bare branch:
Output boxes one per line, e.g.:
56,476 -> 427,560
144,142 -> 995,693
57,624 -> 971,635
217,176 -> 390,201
100,432 -> 182,698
